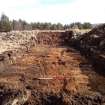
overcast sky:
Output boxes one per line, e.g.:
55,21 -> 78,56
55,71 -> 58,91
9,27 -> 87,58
0,0 -> 105,24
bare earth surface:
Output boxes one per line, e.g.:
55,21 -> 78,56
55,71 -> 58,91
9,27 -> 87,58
0,30 -> 105,105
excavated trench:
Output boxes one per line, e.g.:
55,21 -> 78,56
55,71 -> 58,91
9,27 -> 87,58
0,30 -> 105,105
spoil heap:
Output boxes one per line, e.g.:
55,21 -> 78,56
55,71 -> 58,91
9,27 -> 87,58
79,24 -> 105,53
77,24 -> 105,75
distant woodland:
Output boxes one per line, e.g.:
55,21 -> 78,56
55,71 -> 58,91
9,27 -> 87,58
0,14 -> 93,32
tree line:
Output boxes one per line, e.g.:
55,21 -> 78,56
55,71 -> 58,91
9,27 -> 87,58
0,14 -> 93,32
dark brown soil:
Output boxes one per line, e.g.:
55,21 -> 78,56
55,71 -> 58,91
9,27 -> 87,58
0,29 -> 105,105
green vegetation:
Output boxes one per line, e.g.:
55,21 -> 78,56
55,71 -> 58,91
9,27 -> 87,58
0,14 -> 11,32
0,14 -> 93,32
69,22 -> 92,29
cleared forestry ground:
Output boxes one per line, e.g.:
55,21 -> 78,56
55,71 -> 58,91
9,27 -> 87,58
0,30 -> 105,104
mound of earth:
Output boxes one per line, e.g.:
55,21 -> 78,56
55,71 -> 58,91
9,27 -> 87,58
79,24 -> 105,53
75,24 -> 105,75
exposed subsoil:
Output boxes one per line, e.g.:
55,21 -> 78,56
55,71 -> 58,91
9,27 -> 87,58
0,30 -> 105,105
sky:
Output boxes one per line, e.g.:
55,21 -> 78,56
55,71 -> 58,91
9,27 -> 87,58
0,0 -> 105,24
